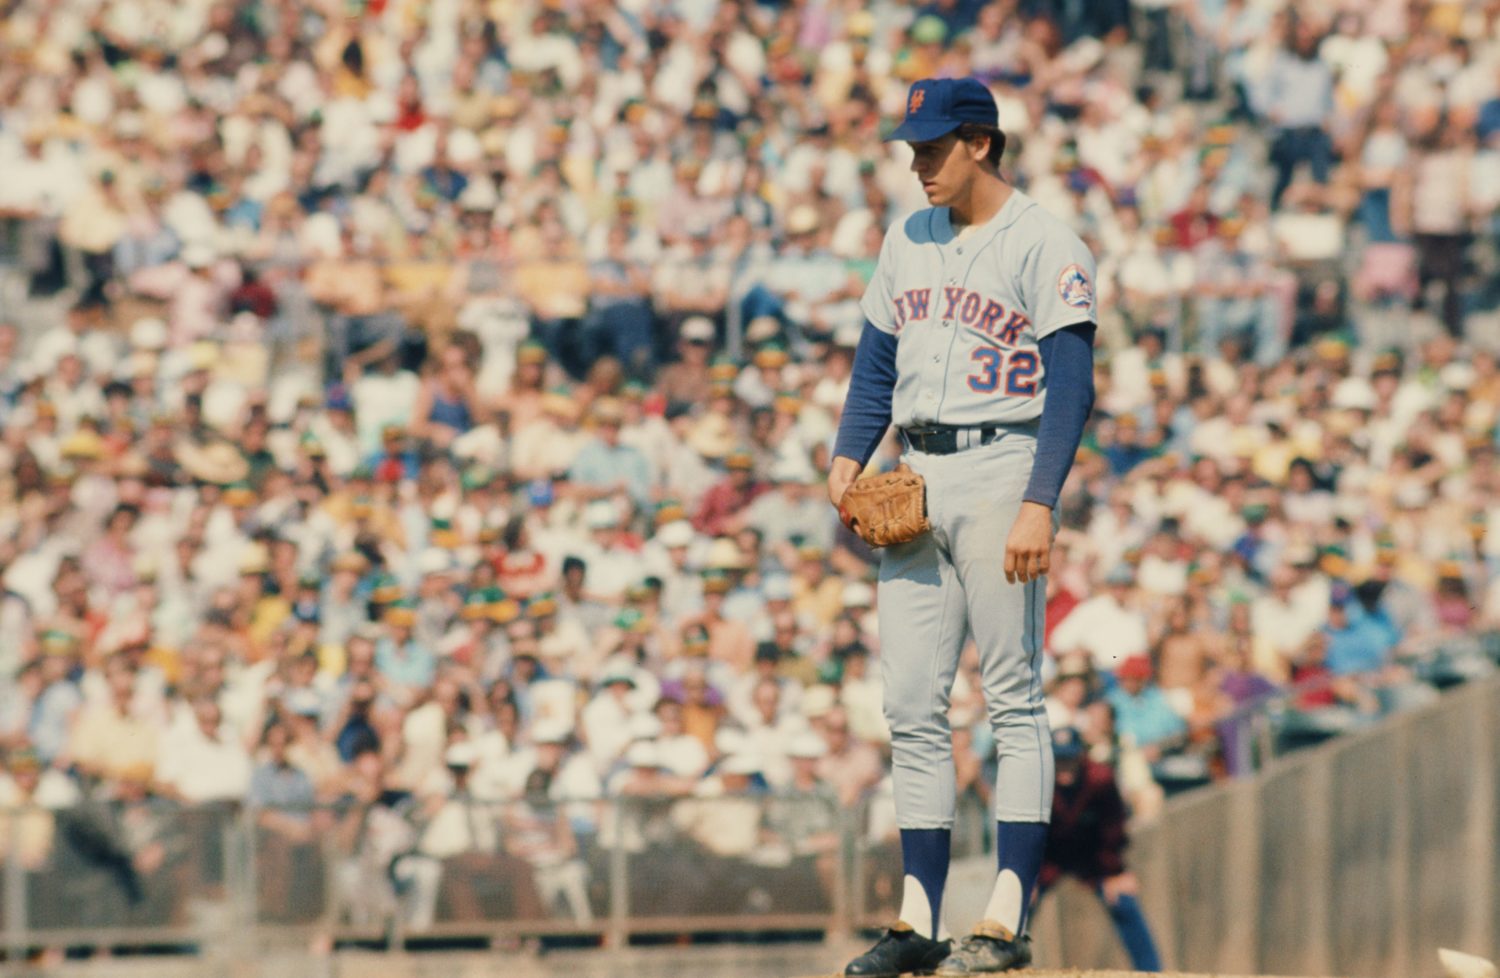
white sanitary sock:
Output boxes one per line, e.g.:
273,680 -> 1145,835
979,869 -> 1023,935
897,874 -> 951,940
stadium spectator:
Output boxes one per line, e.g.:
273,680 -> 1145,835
417,742 -> 544,923
814,705 -> 885,809
1322,585 -> 1400,677
154,698 -> 252,805
249,723 -> 328,922
1105,656 -> 1189,758
1262,17 -> 1337,208
1050,564 -> 1151,673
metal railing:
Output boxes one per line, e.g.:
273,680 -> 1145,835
2,635 -> 1495,965
0,782 -> 1011,957
0,790 -> 852,955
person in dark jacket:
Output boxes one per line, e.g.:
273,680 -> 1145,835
1037,727 -> 1162,971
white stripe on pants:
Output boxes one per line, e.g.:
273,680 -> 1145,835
878,432 -> 1055,827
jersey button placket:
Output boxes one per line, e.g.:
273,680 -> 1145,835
925,253 -> 941,382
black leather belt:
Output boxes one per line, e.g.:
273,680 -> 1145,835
899,425 -> 1002,455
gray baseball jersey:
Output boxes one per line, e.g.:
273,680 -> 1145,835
860,190 -> 1098,428
866,190 -> 1096,833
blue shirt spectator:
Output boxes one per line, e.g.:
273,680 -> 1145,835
1479,96 -> 1500,144
375,617 -> 437,691
248,725 -> 317,813
1106,657 -> 1188,750
28,669 -> 82,764
569,399 -> 654,507
1260,44 -> 1334,130
1323,599 -> 1399,677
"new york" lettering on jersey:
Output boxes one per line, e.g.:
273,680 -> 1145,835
893,287 -> 1031,346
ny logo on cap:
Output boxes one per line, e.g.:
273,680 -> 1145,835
908,89 -> 926,115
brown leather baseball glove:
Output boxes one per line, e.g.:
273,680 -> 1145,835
837,464 -> 931,548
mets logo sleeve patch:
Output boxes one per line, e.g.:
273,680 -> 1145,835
1057,264 -> 1093,310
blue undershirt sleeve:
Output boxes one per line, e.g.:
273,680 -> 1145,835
1024,323 -> 1096,509
832,322 -> 898,467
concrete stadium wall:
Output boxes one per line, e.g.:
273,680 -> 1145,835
1009,676 -> 1500,978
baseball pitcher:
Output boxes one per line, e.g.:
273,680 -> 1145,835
830,77 -> 1098,976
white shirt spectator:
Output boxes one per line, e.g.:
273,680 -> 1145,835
513,657 -> 569,727
741,709 -> 809,790
155,716 -> 253,803
0,767 -> 80,810
1251,590 -> 1323,663
580,686 -> 641,771
419,794 -> 499,858
727,671 -> 804,730
656,734 -> 710,779
1136,553 -> 1189,597
1320,30 -> 1388,106
352,368 -> 422,456
1048,593 -> 1151,673
842,672 -> 889,745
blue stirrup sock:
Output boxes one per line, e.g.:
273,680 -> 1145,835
981,821 -> 1049,936
897,827 -> 951,939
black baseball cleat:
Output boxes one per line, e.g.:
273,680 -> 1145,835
933,919 -> 1032,974
844,921 -> 953,977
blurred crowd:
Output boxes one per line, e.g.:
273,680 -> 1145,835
1,0 -> 1499,935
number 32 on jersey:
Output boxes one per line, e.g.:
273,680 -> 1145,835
967,347 -> 1038,397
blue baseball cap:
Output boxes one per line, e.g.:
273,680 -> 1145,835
886,78 -> 999,143
526,479 -> 555,508
1052,727 -> 1086,762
